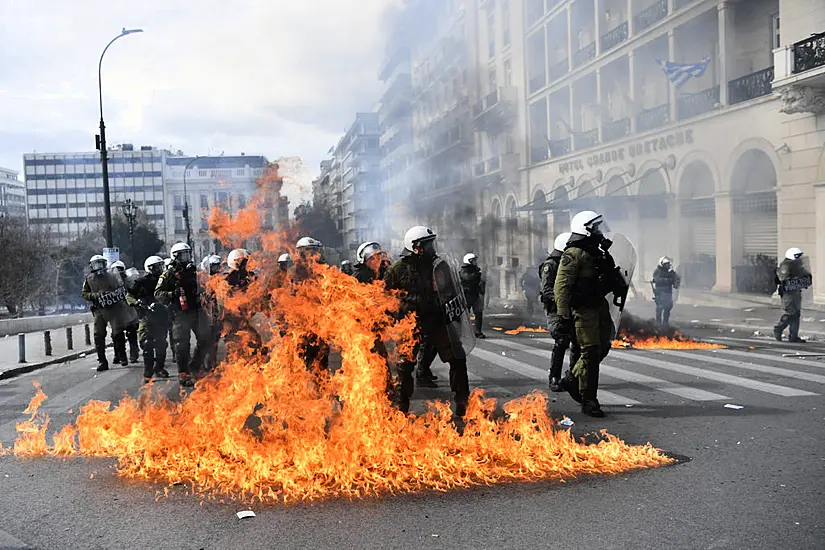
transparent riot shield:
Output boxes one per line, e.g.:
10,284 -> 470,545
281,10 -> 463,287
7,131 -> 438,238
433,255 -> 476,357
606,233 -> 638,339
124,268 -> 142,292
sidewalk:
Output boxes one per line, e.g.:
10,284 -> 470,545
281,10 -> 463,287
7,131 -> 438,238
0,328 -> 95,380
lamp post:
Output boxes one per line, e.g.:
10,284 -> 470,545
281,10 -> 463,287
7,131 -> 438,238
97,27 -> 143,248
121,199 -> 139,265
182,156 -> 201,251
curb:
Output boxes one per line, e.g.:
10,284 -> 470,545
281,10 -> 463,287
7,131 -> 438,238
0,347 -> 96,381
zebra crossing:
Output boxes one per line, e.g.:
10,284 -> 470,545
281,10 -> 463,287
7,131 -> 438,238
1,333 -> 825,447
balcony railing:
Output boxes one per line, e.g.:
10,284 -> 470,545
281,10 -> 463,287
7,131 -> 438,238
574,129 -> 599,150
677,86 -> 720,120
637,103 -> 670,132
792,31 -> 825,74
549,58 -> 569,82
728,67 -> 774,105
573,42 -> 596,69
634,0 -> 668,32
600,22 -> 628,53
602,117 -> 631,143
549,137 -> 571,157
529,73 -> 547,93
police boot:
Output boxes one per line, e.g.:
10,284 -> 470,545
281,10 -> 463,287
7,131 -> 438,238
154,349 -> 170,379
142,348 -> 155,382
94,335 -> 109,372
548,346 -> 565,392
127,328 -> 139,363
773,325 -> 783,342
112,332 -> 128,366
581,365 -> 605,418
558,370 -> 581,403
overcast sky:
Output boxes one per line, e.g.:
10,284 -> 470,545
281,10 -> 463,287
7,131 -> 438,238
0,0 -> 397,203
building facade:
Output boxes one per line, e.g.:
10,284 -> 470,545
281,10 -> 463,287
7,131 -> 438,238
162,155 -> 270,257
23,145 -> 166,244
0,166 -> 26,218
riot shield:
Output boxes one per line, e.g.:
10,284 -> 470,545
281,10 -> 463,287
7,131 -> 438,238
433,255 -> 476,357
605,233 -> 638,339
86,271 -> 137,331
124,268 -> 142,292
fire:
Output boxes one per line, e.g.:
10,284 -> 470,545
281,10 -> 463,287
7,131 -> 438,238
613,333 -> 725,350
502,326 -> 549,336
5,174 -> 674,503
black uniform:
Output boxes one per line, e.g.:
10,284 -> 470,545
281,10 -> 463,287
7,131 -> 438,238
383,250 -> 470,414
774,258 -> 811,342
459,263 -> 485,336
652,265 -> 680,327
539,250 -> 581,388
521,268 -> 541,317
126,272 -> 169,380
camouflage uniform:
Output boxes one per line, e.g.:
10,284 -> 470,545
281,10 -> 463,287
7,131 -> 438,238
82,271 -> 137,369
155,261 -> 207,381
126,272 -> 169,380
539,250 -> 581,387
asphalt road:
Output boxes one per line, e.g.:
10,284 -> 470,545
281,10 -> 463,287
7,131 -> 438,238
0,324 -> 823,549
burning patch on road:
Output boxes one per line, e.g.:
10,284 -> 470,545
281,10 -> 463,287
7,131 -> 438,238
614,312 -> 724,350
497,325 -> 549,335
1,171 -> 674,504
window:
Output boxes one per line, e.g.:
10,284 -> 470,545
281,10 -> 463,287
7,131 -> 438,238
488,11 -> 495,58
174,216 -> 184,232
198,170 -> 207,177
771,14 -> 780,49
173,194 -> 183,208
238,194 -> 247,208
235,169 -> 244,176
489,68 -> 497,91
201,216 -> 209,230
502,0 -> 511,46
200,194 -> 209,208
504,59 -> 512,86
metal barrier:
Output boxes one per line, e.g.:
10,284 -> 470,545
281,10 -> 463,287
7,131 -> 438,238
18,333 -> 25,363
85,324 -> 91,346
66,327 -> 73,351
44,330 -> 52,357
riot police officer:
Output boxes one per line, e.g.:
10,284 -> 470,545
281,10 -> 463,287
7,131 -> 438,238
293,237 -> 330,368
126,256 -> 170,383
109,260 -> 140,364
354,241 -> 391,283
652,256 -> 680,327
198,254 -> 223,372
554,211 -> 625,418
82,254 -> 137,371
224,248 -> 264,354
155,242 -> 208,386
278,253 -> 292,272
459,253 -> 486,338
383,226 -> 470,416
774,247 -> 812,343
540,232 -> 581,392
340,260 -> 355,276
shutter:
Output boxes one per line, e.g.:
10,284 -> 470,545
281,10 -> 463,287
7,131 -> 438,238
742,214 -> 778,258
691,217 -> 716,256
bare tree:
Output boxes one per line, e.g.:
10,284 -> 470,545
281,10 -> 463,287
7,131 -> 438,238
0,218 -> 54,317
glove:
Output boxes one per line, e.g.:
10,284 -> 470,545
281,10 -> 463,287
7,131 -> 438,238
557,316 -> 574,337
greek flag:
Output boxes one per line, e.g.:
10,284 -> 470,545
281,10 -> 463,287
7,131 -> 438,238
656,57 -> 710,89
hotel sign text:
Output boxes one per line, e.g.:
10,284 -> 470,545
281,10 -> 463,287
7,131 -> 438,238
558,129 -> 694,175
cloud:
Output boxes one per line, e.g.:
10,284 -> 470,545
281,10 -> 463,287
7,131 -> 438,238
0,0 -> 398,203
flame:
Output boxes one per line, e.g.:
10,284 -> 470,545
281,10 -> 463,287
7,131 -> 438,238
613,333 -> 725,350
502,326 -> 549,336
6,173 -> 674,503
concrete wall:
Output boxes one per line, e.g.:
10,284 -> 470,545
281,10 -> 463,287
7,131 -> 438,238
780,0 -> 825,46
0,313 -> 93,337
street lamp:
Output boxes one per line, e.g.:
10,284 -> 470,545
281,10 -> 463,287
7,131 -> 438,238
182,156 -> 201,251
97,27 -> 144,248
121,199 -> 139,264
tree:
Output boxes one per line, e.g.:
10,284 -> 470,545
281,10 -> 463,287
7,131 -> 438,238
110,211 -> 166,269
51,231 -> 105,312
293,201 -> 342,249
0,217 -> 54,317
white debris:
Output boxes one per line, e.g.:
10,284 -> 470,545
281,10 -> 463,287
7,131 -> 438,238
625,404 -> 634,408
730,329 -> 736,333
743,308 -> 754,312
236,510 -> 256,519
560,416 -> 574,427
753,331 -> 761,336
79,353 -> 86,358
501,352 -> 506,356
724,404 -> 744,410
432,534 -> 440,538
690,320 -> 700,323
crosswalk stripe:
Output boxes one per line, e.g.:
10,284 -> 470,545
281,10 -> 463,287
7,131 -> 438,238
428,363 -> 514,397
40,368 -> 134,414
487,339 -> 730,401
611,350 -> 818,397
718,349 -> 825,370
471,347 -> 641,405
656,349 -> 825,385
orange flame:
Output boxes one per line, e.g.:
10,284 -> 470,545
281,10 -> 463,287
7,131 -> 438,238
502,326 -> 549,336
6,173 -> 674,502
613,333 -> 725,350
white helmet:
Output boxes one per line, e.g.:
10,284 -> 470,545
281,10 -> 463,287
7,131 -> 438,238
227,248 -> 249,270
553,232 -> 572,252
357,241 -> 383,262
89,254 -> 107,272
785,247 -> 803,260
164,258 -> 172,268
296,236 -> 323,249
144,255 -> 164,273
462,253 -> 477,265
278,253 -> 292,263
109,260 -> 126,271
403,225 -> 436,251
570,210 -> 606,237
170,242 -> 192,263
658,256 -> 673,267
